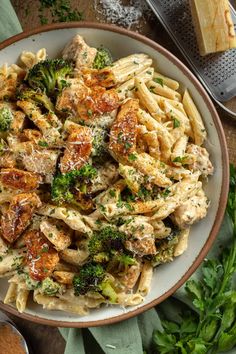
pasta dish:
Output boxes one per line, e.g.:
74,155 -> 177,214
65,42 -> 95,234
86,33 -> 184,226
0,35 -> 213,315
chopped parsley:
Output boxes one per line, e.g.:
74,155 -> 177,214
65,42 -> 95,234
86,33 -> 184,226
128,153 -> 137,161
172,117 -> 180,128
153,77 -> 164,87
109,189 -> 116,198
124,142 -> 132,150
173,156 -> 187,164
117,132 -> 123,144
38,140 -> 49,147
87,109 -> 93,117
162,188 -> 171,198
39,0 -> 83,25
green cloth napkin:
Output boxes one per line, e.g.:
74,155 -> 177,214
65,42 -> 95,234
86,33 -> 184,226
0,3 -> 235,353
0,0 -> 22,42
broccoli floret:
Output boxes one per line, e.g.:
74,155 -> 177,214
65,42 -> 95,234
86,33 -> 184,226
152,235 -> 179,266
91,127 -> 107,158
93,252 -> 110,263
26,59 -> 72,97
51,164 -> 97,205
88,226 -> 126,256
73,263 -> 117,302
107,252 -> 137,275
73,263 -> 105,295
16,85 -> 54,111
93,47 -> 113,69
0,107 -> 13,132
41,277 -> 62,296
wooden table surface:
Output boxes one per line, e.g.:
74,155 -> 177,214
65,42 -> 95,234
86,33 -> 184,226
2,1 -> 236,353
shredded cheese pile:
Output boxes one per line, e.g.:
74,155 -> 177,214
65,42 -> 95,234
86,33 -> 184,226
94,0 -> 151,29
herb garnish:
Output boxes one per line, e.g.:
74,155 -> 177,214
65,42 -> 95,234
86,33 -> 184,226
173,117 -> 180,129
128,153 -> 137,161
39,0 -> 83,25
153,77 -> 164,87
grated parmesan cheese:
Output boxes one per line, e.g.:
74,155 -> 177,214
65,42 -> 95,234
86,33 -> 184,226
94,0 -> 151,29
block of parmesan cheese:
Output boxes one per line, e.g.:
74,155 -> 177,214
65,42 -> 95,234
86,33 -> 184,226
189,0 -> 236,56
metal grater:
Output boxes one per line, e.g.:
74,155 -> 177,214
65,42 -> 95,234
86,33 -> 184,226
146,0 -> 236,117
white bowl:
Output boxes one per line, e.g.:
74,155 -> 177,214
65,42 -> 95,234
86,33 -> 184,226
0,23 -> 229,327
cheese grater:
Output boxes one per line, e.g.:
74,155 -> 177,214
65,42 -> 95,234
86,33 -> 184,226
146,0 -> 236,118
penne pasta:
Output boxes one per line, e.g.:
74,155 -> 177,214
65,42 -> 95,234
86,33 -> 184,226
60,248 -> 89,266
137,109 -> 173,161
16,288 -> 30,313
37,204 -> 92,234
117,67 -> 154,100
40,219 -> 72,251
137,262 -> 153,296
34,292 -> 89,315
52,271 -> 75,285
182,89 -> 207,145
147,79 -> 181,101
174,228 -> 190,256
116,293 -> 144,306
135,79 -> 166,121
3,283 -> 17,304
153,72 -> 179,90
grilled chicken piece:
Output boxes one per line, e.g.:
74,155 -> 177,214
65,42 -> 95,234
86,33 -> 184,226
186,144 -> 214,177
0,72 -> 17,100
60,124 -> 92,173
62,34 -> 97,68
56,78 -> 89,115
109,99 -> 139,163
25,229 -> 59,281
118,263 -> 141,289
56,80 -> 119,121
125,236 -> 156,257
77,86 -> 119,121
1,192 -> 42,243
90,162 -> 119,194
171,189 -> 209,229
22,149 -> 60,181
0,152 -> 16,168
82,67 -> 116,88
22,129 -> 42,143
0,168 -> 42,191
120,216 -> 156,256
10,111 -> 26,134
40,219 -> 72,251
